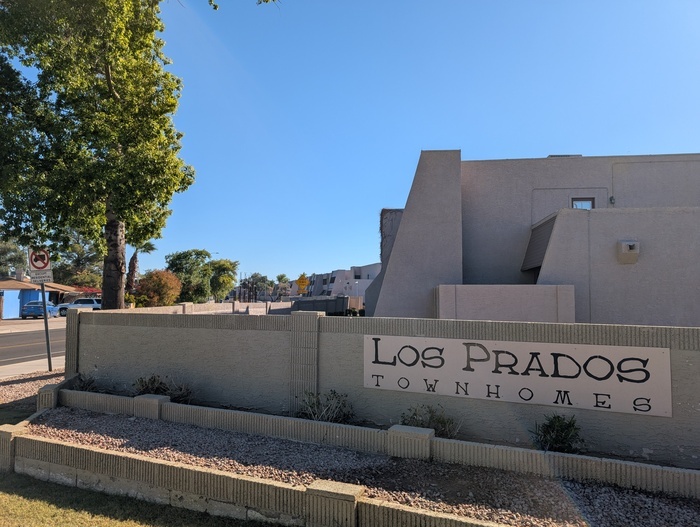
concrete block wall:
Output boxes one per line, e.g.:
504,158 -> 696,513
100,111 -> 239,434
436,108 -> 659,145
3,390 -> 699,526
317,316 -> 700,470
25,389 -> 700,500
0,424 -> 19,472
12,435 -> 309,526
69,311 -> 294,414
66,311 -> 700,470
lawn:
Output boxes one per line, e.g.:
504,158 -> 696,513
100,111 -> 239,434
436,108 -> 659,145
0,472 -> 261,527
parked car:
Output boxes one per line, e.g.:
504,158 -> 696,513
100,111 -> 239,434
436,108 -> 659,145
21,300 -> 59,319
57,297 -> 102,316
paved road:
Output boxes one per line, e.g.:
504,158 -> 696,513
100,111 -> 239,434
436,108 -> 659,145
0,328 -> 66,366
0,317 -> 67,378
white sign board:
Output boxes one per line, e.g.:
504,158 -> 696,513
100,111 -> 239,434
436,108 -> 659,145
28,249 -> 51,271
30,269 -> 54,284
364,335 -> 672,417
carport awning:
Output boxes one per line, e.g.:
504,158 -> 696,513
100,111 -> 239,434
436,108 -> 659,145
0,278 -> 78,293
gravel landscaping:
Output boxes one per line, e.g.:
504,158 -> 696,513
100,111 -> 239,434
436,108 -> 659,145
3,370 -> 700,527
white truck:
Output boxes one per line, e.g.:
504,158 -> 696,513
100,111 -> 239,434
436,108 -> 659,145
57,297 -> 102,316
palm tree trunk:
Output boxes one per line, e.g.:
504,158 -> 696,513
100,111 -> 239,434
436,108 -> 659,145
126,251 -> 138,293
102,205 -> 126,309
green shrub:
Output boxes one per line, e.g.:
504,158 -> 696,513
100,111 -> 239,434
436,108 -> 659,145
400,404 -> 461,439
530,413 -> 584,453
297,390 -> 355,424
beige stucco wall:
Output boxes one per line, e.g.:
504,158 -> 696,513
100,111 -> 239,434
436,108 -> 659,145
371,150 -> 463,318
539,207 -> 700,326
69,311 -> 700,469
434,284 -> 574,322
317,318 -> 700,469
76,313 -> 292,413
461,153 -> 700,285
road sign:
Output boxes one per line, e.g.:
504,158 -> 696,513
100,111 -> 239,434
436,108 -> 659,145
296,274 -> 309,294
30,269 -> 54,284
29,249 -> 51,271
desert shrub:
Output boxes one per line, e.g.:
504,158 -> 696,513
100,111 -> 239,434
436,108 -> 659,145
297,390 -> 355,424
133,374 -> 194,404
400,404 -> 461,439
167,380 -> 194,405
530,413 -> 584,453
133,374 -> 169,396
72,374 -> 100,392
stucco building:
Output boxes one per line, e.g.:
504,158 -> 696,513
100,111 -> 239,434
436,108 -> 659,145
366,150 -> 700,326
292,263 -> 381,300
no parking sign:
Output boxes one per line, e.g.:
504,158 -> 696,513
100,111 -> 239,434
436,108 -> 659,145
28,248 -> 53,283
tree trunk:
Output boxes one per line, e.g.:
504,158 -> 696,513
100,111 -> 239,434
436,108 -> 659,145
125,251 -> 138,294
102,207 -> 126,310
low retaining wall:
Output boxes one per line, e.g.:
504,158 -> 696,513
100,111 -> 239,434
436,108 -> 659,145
1,386 -> 698,526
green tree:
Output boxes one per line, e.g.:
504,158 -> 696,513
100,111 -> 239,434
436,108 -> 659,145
0,240 -> 25,277
165,249 -> 211,303
275,273 -> 290,299
241,272 -> 273,301
0,0 -> 275,309
209,259 -> 238,302
51,230 -> 104,286
0,0 -> 195,310
126,240 -> 156,294
136,269 -> 181,307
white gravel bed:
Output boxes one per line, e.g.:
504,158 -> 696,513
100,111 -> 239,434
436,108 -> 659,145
26,406 -> 700,527
0,370 -> 65,407
2,371 -> 699,527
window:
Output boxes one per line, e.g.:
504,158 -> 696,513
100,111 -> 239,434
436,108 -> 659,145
572,198 -> 594,210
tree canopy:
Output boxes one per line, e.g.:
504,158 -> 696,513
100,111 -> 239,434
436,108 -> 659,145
209,258 -> 238,302
135,269 -> 181,307
0,0 -> 195,308
0,240 -> 25,277
0,0 -> 275,308
50,229 -> 104,287
165,249 -> 211,303
241,272 -> 274,301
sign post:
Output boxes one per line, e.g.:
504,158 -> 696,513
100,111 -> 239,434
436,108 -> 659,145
28,249 -> 53,371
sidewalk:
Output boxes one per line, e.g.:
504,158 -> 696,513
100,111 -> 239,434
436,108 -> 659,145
0,317 -> 67,379
0,316 -> 67,334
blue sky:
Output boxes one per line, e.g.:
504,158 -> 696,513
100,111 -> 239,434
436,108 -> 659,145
136,0 -> 700,281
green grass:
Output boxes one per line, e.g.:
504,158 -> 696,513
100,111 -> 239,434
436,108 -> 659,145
0,472 -> 262,527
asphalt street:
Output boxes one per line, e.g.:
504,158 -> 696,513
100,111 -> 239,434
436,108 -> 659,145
0,317 -> 67,379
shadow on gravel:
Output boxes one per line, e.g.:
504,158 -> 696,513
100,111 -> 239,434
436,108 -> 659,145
0,371 -> 64,388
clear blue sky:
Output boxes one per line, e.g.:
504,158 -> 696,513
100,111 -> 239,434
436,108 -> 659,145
137,0 -> 700,281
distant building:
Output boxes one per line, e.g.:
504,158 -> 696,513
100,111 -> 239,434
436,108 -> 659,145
366,150 -> 700,326
290,264 -> 381,305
